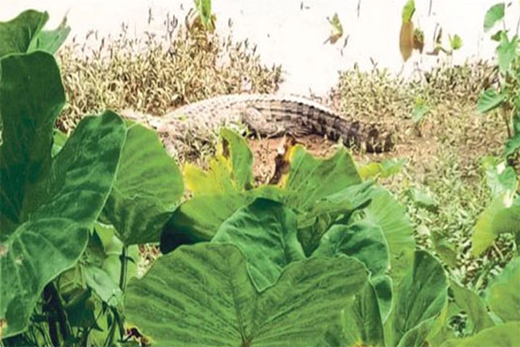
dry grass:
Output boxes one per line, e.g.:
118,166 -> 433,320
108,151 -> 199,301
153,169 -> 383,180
56,16 -> 282,132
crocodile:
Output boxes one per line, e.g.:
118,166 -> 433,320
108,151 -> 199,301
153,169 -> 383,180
122,94 -> 395,158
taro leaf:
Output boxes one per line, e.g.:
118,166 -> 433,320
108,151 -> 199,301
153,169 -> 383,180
505,113 -> 520,156
313,221 -> 392,320
184,128 -> 253,194
213,198 -> 305,292
505,132 -> 520,156
390,250 -> 448,347
484,3 -> 505,32
0,10 -> 69,58
161,192 -> 252,253
162,145 -> 364,254
281,146 -> 362,211
450,280 -> 494,333
486,257 -> 520,322
297,181 -> 374,229
220,128 -> 253,189
398,317 -> 437,347
472,192 -> 520,256
0,10 -> 47,58
441,322 -> 520,347
341,283 -> 384,347
363,188 -> 415,290
482,157 -> 518,197
497,32 -> 519,74
296,181 -> 374,255
160,185 -> 284,253
427,300 -> 456,347
477,88 -> 506,114
27,14 -> 70,54
0,52 -> 126,338
125,243 -> 368,347
101,122 -> 183,245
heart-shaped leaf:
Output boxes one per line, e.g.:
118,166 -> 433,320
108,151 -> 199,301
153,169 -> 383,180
102,122 -> 184,245
126,243 -> 368,347
213,198 -> 305,292
0,52 -> 126,337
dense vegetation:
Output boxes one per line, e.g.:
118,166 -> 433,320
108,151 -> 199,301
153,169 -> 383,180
1,5 -> 519,347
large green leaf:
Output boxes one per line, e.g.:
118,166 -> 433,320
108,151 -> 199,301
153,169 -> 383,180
450,280 -> 494,334
220,128 -> 254,189
313,221 -> 392,320
27,15 -> 71,55
213,198 -> 305,292
341,283 -> 385,347
183,128 -> 253,195
390,251 -> 448,347
362,188 -> 415,290
0,10 -> 47,58
161,129 -> 259,253
497,32 -> 519,73
0,52 -> 126,338
296,181 -> 374,255
0,10 -> 69,58
486,257 -> 520,322
472,192 -> 520,256
160,191 -> 256,253
477,88 -> 506,114
282,146 -> 366,253
441,322 -> 520,347
484,3 -> 505,32
282,146 -> 362,211
102,122 -> 183,245
397,317 -> 436,347
126,243 -> 368,347
162,143 -> 366,255
482,157 -> 518,197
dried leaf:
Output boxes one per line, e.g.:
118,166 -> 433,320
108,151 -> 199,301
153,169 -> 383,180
400,21 -> 414,62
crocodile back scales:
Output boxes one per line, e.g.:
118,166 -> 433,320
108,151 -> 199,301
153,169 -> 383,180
123,94 -> 394,156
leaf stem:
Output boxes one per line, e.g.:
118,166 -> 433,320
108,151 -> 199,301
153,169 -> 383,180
43,283 -> 71,346
503,108 -> 513,139
119,245 -> 129,292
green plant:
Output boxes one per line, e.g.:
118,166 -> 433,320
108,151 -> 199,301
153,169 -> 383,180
477,2 -> 520,160
192,0 -> 215,32
2,8 -> 519,347
472,157 -> 519,257
0,10 -> 184,345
